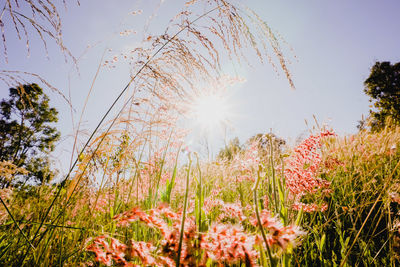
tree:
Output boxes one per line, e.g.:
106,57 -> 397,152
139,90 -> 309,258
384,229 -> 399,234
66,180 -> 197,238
217,133 -> 286,162
217,137 -> 242,161
364,61 -> 400,130
0,83 -> 60,187
247,132 -> 286,159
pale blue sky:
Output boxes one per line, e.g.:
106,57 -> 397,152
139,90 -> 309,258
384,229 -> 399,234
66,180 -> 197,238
1,0 -> 400,171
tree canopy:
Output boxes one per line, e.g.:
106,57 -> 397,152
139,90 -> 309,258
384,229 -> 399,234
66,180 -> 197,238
217,133 -> 286,161
217,137 -> 242,161
364,61 -> 400,130
0,83 -> 60,187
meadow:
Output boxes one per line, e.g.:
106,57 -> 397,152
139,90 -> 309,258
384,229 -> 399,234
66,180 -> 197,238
0,0 -> 399,266
1,121 -> 399,266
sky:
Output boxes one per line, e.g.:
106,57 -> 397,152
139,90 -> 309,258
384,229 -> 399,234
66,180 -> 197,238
1,0 -> 400,172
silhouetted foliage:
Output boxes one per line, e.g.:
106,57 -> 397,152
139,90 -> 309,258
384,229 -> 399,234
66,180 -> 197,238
217,137 -> 242,161
364,61 -> 400,131
247,132 -> 286,159
218,133 -> 286,161
0,83 -> 60,187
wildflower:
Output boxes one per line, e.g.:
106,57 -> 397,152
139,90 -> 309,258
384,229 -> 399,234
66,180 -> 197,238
250,209 -> 282,230
389,191 -> 400,204
203,187 -> 222,214
218,202 -> 246,221
112,205 -> 198,265
283,130 -> 335,196
292,202 -> 328,212
127,241 -> 157,266
250,210 -> 306,251
86,236 -> 128,266
232,141 -> 260,173
201,223 -> 258,266
113,207 -> 150,226
269,224 -> 306,250
181,145 -> 191,155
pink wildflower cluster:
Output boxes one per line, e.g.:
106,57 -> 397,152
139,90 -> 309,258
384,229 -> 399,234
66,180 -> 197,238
204,199 -> 245,221
86,236 -> 134,266
90,191 -> 115,214
68,189 -> 115,218
203,187 -> 222,214
389,191 -> 400,205
284,130 -> 335,196
292,202 -> 328,212
132,152 -> 174,202
91,204 -> 198,266
201,224 -> 258,266
88,204 -> 273,266
87,236 -> 166,267
203,188 -> 245,221
218,202 -> 246,221
251,210 -> 305,251
230,141 -> 260,183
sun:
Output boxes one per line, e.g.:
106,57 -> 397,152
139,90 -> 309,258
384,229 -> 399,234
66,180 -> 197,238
191,92 -> 231,132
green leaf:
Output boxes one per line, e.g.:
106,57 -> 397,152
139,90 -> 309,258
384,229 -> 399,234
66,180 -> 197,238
320,233 -> 326,252
295,206 -> 303,226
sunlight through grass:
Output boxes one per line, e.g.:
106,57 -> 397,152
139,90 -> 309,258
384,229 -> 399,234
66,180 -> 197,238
191,92 -> 231,132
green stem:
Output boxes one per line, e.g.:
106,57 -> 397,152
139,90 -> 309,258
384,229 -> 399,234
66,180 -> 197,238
268,135 -> 279,214
195,152 -> 202,232
25,6 -> 221,257
0,196 -> 35,250
153,129 -> 174,207
253,168 -> 275,267
176,153 -> 192,267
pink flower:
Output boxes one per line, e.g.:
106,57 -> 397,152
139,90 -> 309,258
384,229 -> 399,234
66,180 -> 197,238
283,130 -> 335,196
111,204 -> 199,265
113,207 -> 150,226
292,202 -> 328,213
127,241 -> 157,266
251,209 -> 306,251
86,236 -> 128,266
218,202 -> 246,221
201,223 -> 258,266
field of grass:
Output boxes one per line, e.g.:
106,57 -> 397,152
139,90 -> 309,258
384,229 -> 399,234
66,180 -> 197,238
1,1 -> 399,266
0,123 -> 399,266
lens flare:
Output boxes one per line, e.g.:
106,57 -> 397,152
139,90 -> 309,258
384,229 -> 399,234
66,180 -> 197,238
191,93 -> 230,131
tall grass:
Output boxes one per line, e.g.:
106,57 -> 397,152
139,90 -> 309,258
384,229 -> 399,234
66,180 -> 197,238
1,0 -> 399,266
0,0 -> 295,265
295,122 -> 400,266
1,121 -> 400,265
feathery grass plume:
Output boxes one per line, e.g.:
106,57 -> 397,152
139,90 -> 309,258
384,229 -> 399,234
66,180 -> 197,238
0,161 -> 28,185
0,0 -> 78,62
0,1 -> 78,104
61,0 -> 296,216
0,70 -> 71,106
